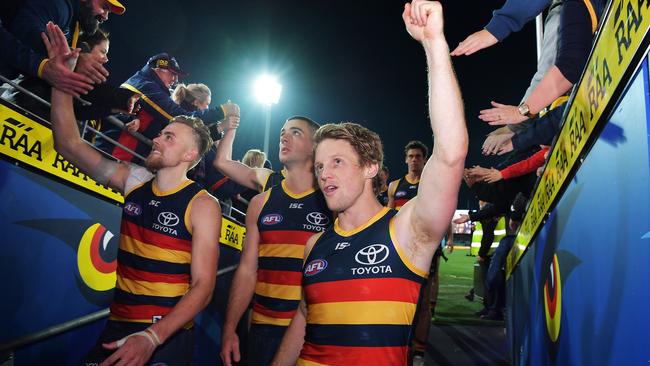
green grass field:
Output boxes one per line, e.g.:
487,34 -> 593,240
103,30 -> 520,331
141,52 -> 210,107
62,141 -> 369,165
434,247 -> 504,326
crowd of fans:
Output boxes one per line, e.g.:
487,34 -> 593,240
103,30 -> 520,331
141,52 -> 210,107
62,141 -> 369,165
449,0 -> 605,323
0,0 -> 608,364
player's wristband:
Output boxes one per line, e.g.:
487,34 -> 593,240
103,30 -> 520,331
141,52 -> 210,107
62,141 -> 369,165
115,330 -> 156,348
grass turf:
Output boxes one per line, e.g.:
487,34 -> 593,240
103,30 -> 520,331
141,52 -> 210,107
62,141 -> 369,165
433,247 -> 504,326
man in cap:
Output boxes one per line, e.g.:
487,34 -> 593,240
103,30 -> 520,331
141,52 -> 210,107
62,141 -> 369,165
97,52 -> 239,162
1,0 -> 126,117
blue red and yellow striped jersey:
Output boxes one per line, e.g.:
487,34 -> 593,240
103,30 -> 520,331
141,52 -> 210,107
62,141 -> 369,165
299,207 -> 427,365
253,180 -> 332,327
110,179 -> 206,327
391,176 -> 419,210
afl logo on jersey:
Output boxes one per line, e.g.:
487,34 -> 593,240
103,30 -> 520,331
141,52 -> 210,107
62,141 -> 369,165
395,191 -> 406,198
304,259 -> 328,276
262,213 -> 283,225
124,202 -> 142,216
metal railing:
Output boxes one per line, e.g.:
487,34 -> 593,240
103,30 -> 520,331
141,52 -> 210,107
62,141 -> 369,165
0,73 -> 152,164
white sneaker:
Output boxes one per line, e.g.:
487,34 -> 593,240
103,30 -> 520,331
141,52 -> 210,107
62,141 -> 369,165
413,354 -> 425,366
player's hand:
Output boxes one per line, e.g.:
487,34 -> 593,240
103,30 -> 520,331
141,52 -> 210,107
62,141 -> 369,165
100,332 -> 156,366
220,331 -> 241,366
222,115 -> 240,131
40,22 -> 94,97
221,100 -> 240,118
403,0 -> 444,43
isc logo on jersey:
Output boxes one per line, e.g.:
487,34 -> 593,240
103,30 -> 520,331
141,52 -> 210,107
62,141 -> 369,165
395,191 -> 406,198
304,259 -> 328,276
351,244 -> 392,276
262,213 -> 283,225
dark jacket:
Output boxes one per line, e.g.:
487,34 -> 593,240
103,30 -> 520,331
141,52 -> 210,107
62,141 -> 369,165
0,0 -> 78,79
485,0 -> 552,42
96,65 -> 224,162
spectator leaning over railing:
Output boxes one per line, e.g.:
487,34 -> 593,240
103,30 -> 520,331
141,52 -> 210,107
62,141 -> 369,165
96,53 -> 239,162
477,0 -> 606,156
450,0 -> 563,154
466,145 -> 549,183
0,0 -> 132,120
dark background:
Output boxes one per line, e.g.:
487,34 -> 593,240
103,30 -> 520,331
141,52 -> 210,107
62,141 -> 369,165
104,0 -> 538,209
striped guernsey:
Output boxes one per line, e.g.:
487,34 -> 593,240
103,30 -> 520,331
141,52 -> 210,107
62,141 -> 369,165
391,175 -> 419,210
252,180 -> 332,327
110,179 -> 205,327
299,207 -> 427,365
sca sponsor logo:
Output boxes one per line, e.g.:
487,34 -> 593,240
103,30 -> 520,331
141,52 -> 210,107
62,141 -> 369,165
304,259 -> 328,276
395,191 -> 406,198
303,212 -> 329,232
153,212 -> 179,235
351,244 -> 392,276
262,213 -> 283,225
123,202 -> 142,216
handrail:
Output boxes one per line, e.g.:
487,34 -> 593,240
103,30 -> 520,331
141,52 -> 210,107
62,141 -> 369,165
0,74 -> 91,107
0,73 -> 152,156
0,265 -> 239,353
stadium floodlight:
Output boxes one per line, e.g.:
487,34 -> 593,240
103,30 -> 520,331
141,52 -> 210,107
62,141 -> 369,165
254,75 -> 282,154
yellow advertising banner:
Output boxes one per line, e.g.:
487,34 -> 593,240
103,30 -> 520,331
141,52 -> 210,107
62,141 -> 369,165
0,103 -> 124,203
220,216 -> 246,251
506,0 -> 650,277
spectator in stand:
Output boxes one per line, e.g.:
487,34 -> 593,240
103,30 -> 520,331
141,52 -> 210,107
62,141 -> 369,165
0,0 -> 130,120
76,28 -> 116,142
172,83 -> 212,111
451,0 -> 561,153
478,0 -> 606,155
96,53 -> 239,162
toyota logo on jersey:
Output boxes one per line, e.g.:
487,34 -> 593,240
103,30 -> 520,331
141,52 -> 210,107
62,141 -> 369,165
355,244 -> 390,265
306,212 -> 329,226
157,212 -> 180,227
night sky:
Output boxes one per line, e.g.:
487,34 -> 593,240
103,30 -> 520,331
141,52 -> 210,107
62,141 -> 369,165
105,0 -> 538,209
